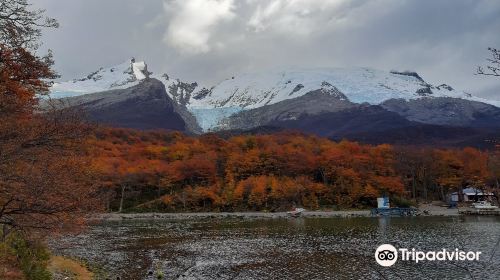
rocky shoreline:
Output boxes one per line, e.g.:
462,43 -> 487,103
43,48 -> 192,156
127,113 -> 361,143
94,205 -> 460,221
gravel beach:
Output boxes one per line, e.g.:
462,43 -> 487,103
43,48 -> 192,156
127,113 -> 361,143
94,205 -> 460,221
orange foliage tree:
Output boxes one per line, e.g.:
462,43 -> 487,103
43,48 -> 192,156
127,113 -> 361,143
91,129 -> 421,211
0,3 -> 100,236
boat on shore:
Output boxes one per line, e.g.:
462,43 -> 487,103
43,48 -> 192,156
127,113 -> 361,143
287,208 -> 306,217
471,201 -> 498,210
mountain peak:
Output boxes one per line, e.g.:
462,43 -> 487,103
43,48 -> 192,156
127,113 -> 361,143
130,58 -> 149,80
50,58 -> 150,98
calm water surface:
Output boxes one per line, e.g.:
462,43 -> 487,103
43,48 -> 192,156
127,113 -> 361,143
50,216 -> 500,279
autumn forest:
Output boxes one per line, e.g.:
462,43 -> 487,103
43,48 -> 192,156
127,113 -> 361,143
91,128 -> 500,212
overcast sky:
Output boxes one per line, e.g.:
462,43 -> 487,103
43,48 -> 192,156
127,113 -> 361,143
35,0 -> 500,100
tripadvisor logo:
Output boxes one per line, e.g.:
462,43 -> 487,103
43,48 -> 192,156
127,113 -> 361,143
375,244 -> 482,267
375,244 -> 398,267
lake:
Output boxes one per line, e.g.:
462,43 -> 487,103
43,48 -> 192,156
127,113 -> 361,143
50,216 -> 500,279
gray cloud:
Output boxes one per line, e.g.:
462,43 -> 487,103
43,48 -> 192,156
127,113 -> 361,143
35,0 -> 500,100
162,0 -> 236,54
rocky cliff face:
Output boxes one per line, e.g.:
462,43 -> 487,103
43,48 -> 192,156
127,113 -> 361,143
57,78 -> 199,132
218,88 -> 354,131
381,97 -> 500,127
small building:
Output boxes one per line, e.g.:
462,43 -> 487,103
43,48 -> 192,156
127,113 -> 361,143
377,197 -> 390,208
450,187 -> 495,202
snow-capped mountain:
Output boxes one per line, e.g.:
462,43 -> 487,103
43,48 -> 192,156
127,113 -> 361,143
50,59 -> 150,98
188,67 -> 495,108
50,59 -> 500,136
178,67 -> 499,130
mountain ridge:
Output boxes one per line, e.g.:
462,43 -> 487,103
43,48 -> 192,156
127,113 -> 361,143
53,78 -> 191,131
48,59 -> 500,147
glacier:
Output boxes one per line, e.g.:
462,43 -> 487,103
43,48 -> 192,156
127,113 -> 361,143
189,107 -> 243,132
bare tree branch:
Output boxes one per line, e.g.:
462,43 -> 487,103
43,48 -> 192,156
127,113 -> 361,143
477,47 -> 500,77
0,0 -> 58,50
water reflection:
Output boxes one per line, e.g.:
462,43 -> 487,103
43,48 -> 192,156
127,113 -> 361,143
50,216 -> 500,280
377,216 -> 391,237
289,217 -> 306,229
